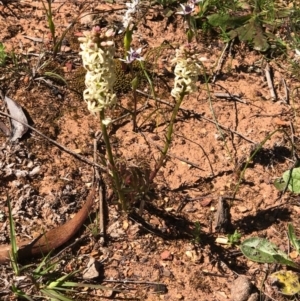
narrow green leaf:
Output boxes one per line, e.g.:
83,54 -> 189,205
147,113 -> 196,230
41,289 -> 73,301
60,282 -> 123,292
44,72 -> 67,85
272,254 -> 300,269
7,195 -> 19,274
288,224 -> 300,253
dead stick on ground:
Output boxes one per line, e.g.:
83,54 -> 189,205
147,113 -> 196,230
213,92 -> 247,104
0,110 -> 107,171
102,279 -> 166,286
281,77 -> 289,104
265,63 -> 276,101
212,41 -> 230,83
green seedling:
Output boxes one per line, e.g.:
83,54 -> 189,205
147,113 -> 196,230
8,239 -> 122,300
227,230 -> 242,246
192,221 -> 201,244
41,0 -> 84,57
0,42 -> 8,66
288,223 -> 300,255
7,195 -> 20,276
41,0 -> 57,53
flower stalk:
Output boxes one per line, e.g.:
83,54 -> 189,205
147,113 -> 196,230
122,0 -> 140,56
99,111 -> 126,210
149,44 -> 200,182
149,87 -> 186,182
79,27 -> 126,210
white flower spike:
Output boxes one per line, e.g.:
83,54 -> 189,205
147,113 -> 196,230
79,27 -> 117,113
123,0 -> 140,29
171,44 -> 201,100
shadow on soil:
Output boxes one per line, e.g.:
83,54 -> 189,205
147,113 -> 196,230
233,206 -> 292,234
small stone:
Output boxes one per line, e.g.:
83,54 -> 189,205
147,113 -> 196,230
123,219 -> 129,230
161,250 -> 173,261
27,47 -> 35,53
61,45 -> 71,52
82,257 -> 102,279
237,205 -> 248,213
176,293 -> 183,300
73,148 -> 82,154
231,276 -> 257,301
163,268 -> 171,277
200,198 -> 213,207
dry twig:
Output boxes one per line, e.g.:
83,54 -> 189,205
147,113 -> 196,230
264,63 -> 276,101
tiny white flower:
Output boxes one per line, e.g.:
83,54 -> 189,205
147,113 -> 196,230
125,0 -> 140,13
102,117 -> 112,125
176,3 -> 195,15
119,47 -> 144,64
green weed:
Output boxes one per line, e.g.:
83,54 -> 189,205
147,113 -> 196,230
0,42 -> 8,67
192,221 -> 201,244
227,230 -> 241,246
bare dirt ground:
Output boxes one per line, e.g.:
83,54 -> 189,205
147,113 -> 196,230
0,1 -> 300,300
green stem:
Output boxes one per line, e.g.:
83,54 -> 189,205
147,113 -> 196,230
149,89 -> 186,182
232,129 -> 281,198
124,27 -> 132,56
200,62 -> 234,163
186,15 -> 194,43
99,111 -> 126,210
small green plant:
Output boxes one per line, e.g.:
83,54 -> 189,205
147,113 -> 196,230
240,226 -> 300,269
41,0 -> 82,57
41,0 -> 57,54
10,254 -> 120,300
288,223 -> 300,255
192,221 -> 201,244
0,42 -> 8,67
241,224 -> 300,295
227,230 -> 241,246
198,0 -> 295,52
7,195 -> 19,276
